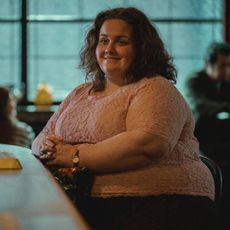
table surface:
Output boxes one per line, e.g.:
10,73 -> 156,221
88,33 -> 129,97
0,144 -> 89,230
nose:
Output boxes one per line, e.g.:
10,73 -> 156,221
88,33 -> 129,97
105,49 -> 112,55
105,42 -> 115,55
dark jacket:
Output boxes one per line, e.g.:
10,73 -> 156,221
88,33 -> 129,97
186,70 -> 230,158
187,70 -> 230,118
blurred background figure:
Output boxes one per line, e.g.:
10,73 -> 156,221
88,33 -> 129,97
186,42 -> 230,228
0,87 -> 35,148
186,42 -> 230,160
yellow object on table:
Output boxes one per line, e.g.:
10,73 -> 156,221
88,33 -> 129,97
0,151 -> 22,170
34,82 -> 53,106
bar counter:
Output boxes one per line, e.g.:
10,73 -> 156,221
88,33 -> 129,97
0,144 -> 89,230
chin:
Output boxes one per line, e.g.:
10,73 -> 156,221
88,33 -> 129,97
103,69 -> 119,75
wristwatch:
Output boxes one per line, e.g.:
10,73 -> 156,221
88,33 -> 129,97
72,150 -> 80,167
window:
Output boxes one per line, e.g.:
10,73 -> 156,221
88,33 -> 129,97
0,0 -> 224,103
0,0 -> 21,94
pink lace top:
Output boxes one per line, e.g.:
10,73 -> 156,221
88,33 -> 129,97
38,77 -> 214,199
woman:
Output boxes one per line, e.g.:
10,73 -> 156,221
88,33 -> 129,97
0,87 -> 35,147
32,7 -> 217,229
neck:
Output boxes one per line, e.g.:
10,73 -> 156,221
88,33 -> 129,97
104,77 -> 125,93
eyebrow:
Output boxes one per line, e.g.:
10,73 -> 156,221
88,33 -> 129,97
99,34 -> 129,39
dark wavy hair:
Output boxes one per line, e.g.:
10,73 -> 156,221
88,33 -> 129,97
80,7 -> 177,91
206,42 -> 230,66
0,87 -> 10,121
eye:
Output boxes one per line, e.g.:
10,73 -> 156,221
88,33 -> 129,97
98,37 -> 109,45
116,38 -> 129,45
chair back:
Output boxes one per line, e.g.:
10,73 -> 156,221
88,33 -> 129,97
200,154 -> 223,205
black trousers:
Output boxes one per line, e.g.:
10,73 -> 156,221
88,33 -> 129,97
75,194 -> 218,230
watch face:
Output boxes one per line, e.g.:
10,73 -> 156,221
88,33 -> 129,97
72,156 -> 80,164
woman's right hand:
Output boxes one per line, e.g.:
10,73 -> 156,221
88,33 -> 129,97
39,135 -> 62,160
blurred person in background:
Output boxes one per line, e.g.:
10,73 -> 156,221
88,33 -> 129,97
187,42 -> 230,229
0,87 -> 35,148
186,42 -> 230,164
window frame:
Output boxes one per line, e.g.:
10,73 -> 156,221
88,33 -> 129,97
0,0 -> 226,105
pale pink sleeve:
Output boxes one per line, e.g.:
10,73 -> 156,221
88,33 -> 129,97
126,78 -> 187,151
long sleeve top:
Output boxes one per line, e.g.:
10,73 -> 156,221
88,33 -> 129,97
32,76 -> 214,200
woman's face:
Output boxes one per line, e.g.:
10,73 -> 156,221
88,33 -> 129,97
96,19 -> 135,83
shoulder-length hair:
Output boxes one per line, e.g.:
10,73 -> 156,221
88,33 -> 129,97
80,7 -> 177,91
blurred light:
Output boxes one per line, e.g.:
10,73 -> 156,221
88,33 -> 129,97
216,112 -> 230,120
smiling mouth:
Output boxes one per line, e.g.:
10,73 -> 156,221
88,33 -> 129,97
104,56 -> 120,60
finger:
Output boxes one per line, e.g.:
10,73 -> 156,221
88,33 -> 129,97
44,139 -> 56,148
41,141 -> 56,152
39,152 -> 56,161
40,151 -> 54,158
41,145 -> 56,154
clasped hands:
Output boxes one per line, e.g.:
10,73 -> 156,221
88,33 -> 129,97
38,135 -> 76,168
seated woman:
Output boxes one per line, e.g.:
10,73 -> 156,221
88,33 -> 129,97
0,87 -> 35,148
32,7 -> 217,230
